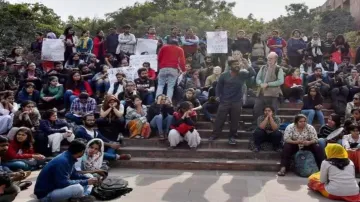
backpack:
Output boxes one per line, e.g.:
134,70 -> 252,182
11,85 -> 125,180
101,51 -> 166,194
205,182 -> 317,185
294,150 -> 319,177
332,95 -> 347,116
91,177 -> 133,201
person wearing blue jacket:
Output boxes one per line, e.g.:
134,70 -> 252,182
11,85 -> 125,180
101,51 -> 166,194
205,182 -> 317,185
75,113 -> 131,161
34,139 -> 98,202
16,82 -> 40,105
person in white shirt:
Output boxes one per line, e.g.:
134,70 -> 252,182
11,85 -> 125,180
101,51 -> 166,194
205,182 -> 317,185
107,72 -> 126,99
116,24 -> 136,56
308,143 -> 360,201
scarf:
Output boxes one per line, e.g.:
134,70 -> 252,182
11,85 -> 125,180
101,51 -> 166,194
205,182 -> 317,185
325,143 -> 348,159
311,39 -> 323,57
80,37 -> 90,49
81,138 -> 104,171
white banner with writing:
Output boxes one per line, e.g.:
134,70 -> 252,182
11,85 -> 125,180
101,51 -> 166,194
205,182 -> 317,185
206,31 -> 228,54
129,54 -> 158,72
135,38 -> 158,55
41,39 -> 65,61
107,66 -> 139,85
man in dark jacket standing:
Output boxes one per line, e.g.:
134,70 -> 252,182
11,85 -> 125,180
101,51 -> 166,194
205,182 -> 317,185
106,27 -> 119,56
231,30 -> 251,59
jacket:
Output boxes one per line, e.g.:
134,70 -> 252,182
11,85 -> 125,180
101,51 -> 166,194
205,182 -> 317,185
3,140 -> 34,161
105,33 -> 119,53
146,103 -> 174,122
75,126 -> 110,143
92,36 -> 105,58
231,38 -> 252,55
17,88 -> 40,104
34,151 -> 89,199
302,95 -> 323,110
158,45 -> 186,72
39,119 -> 68,136
284,75 -> 302,88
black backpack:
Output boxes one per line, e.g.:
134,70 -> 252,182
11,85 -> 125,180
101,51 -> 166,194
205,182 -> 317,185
91,177 -> 133,201
332,95 -> 347,116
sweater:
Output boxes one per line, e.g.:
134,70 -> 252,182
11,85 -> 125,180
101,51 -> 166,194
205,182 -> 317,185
3,140 -> 34,161
17,89 -> 40,104
216,71 -> 247,103
231,38 -> 252,55
287,38 -> 306,56
40,85 -> 64,100
75,126 -> 110,143
302,95 -> 323,110
34,151 -> 89,199
284,75 -> 302,88
39,119 -> 68,136
105,33 -> 119,53
158,45 -> 186,72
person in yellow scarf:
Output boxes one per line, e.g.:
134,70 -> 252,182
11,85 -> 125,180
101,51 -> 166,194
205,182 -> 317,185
77,30 -> 93,55
308,143 -> 360,201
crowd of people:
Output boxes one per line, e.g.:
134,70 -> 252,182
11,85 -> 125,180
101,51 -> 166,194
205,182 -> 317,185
1,23 -> 360,201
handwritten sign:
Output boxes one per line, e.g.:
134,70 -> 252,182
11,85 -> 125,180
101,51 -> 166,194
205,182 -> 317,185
41,39 -> 65,61
206,31 -> 228,54
135,38 -> 158,55
129,54 -> 158,72
108,66 -> 139,85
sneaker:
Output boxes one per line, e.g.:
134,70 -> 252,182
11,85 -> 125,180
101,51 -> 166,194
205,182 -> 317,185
118,154 -> 131,160
69,195 -> 96,202
296,99 -> 303,104
284,99 -> 290,103
228,138 -> 237,145
208,135 -> 218,141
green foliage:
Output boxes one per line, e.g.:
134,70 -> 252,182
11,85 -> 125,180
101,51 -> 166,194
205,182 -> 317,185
65,16 -> 114,37
316,9 -> 356,37
345,31 -> 360,49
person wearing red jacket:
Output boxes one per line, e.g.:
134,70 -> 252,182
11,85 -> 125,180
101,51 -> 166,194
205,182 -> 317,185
3,127 -> 45,171
92,30 -> 106,62
156,40 -> 186,100
267,30 -> 287,63
283,68 -> 303,103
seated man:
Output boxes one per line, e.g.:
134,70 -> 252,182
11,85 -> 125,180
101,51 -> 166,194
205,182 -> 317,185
252,106 -> 282,152
307,67 -> 330,97
345,68 -> 360,100
0,174 -> 18,202
345,93 -> 360,120
75,113 -> 131,161
65,92 -> 97,125
134,67 -> 155,105
339,56 -> 355,78
34,139 -> 98,202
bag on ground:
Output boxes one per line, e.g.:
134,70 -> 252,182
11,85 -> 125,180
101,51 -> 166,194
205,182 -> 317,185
91,177 -> 133,201
294,150 -> 319,177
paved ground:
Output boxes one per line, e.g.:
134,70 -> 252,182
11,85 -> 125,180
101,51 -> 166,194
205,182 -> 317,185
16,169 -> 336,202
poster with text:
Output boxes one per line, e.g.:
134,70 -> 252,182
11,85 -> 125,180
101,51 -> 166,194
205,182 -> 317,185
41,39 -> 65,61
206,31 -> 228,54
135,38 -> 158,55
129,54 -> 158,72
107,66 -> 139,85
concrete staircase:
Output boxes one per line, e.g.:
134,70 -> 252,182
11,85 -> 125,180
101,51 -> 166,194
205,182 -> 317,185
116,102 -> 334,171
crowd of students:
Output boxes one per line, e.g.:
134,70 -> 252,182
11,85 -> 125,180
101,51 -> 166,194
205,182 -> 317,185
1,24 -> 360,201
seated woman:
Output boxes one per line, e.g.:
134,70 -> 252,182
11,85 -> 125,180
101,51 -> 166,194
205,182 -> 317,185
107,72 -> 125,99
97,95 -> 125,141
0,92 -> 18,118
308,143 -> 360,202
283,68 -> 303,103
17,82 -> 40,105
64,52 -> 83,70
40,76 -> 64,111
20,62 -> 43,91
125,95 -> 151,139
318,113 -> 342,151
347,108 -> 360,126
2,127 -> 45,171
342,125 -> 360,173
147,94 -> 174,140
176,68 -> 201,101
301,86 -> 325,126
277,114 -> 325,176
91,65 -> 110,99
39,109 -> 74,156
168,101 -> 201,150
75,139 -> 108,175
252,106 -> 282,152
64,71 -> 93,109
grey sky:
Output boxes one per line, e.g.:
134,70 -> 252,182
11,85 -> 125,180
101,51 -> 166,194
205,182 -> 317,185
8,0 -> 325,21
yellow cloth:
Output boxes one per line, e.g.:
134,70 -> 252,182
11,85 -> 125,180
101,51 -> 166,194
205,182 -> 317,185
325,143 -> 348,159
80,37 -> 89,49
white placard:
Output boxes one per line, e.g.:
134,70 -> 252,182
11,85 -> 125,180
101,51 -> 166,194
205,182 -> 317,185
41,39 -> 65,61
135,38 -> 158,55
129,54 -> 158,72
206,31 -> 228,54
108,66 -> 139,85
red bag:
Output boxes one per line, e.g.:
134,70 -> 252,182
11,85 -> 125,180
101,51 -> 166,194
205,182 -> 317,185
331,51 -> 342,64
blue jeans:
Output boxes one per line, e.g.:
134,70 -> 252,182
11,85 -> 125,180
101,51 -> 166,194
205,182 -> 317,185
300,109 -> 325,126
150,114 -> 173,135
64,90 -> 77,108
39,184 -> 87,202
141,92 -> 155,105
202,102 -> 219,121
2,160 -> 30,171
318,138 -> 343,152
95,79 -> 110,93
104,148 -> 117,160
156,68 -> 179,100
65,113 -> 82,125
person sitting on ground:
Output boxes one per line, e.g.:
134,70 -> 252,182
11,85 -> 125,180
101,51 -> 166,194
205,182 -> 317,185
339,56 -> 355,78
11,101 -> 40,136
177,69 -> 201,101
134,67 -> 155,105
118,81 -> 139,108
202,81 -> 219,122
307,67 -> 330,97
20,62 -> 43,91
252,106 -> 282,153
104,53 -> 118,68
345,68 -> 360,100
34,139 -> 98,202
0,92 -> 18,118
45,62 -> 69,85
39,109 -> 74,157
300,56 -> 323,84
345,93 -> 360,119
308,143 -> 360,202
65,92 -> 97,125
78,63 -> 94,82
168,101 -> 201,150
142,62 -> 156,80
306,32 -> 324,64
86,54 -> 101,73
283,68 -> 303,103
277,114 -> 325,176
180,88 -> 202,114
199,56 -> 215,86
107,72 -> 126,100
16,82 -> 40,105
3,127 -> 45,171
204,66 -> 222,90
330,70 -> 349,101
317,113 -> 342,151
75,113 -> 131,161
64,71 -> 93,109
342,125 -> 360,174
125,95 -> 151,139
91,64 -> 110,99
97,95 -> 125,141
64,53 -> 83,69
40,76 -> 64,111
321,55 -> 338,76
346,108 -> 360,126
147,94 -> 174,140
301,86 -> 325,126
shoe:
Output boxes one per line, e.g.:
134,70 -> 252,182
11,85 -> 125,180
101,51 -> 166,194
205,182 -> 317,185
208,135 -> 218,141
118,154 -> 131,160
228,138 -> 237,145
284,99 -> 290,103
69,195 -> 96,202
167,146 -> 175,150
18,181 -> 32,191
190,147 -> 197,151
296,99 -> 303,104
158,133 -> 165,140
253,147 -> 260,153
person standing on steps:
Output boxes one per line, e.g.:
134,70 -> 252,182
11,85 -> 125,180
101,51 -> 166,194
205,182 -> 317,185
208,60 -> 249,145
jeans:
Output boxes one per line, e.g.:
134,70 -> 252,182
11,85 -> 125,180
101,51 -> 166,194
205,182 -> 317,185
64,90 -> 77,109
202,102 -> 219,121
65,113 -> 83,125
104,148 -> 117,160
150,114 -> 173,135
156,68 -> 179,100
39,184 -> 86,202
95,79 -> 110,93
2,160 -> 31,171
318,138 -> 343,151
300,109 -> 325,126
141,92 -> 155,105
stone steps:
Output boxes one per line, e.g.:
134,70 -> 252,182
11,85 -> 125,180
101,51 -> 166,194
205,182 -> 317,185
195,125 -> 321,133
197,114 -> 329,123
240,107 -> 334,116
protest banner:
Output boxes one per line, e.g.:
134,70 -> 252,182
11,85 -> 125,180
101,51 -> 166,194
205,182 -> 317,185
135,38 -> 158,55
129,54 -> 158,72
108,66 -> 139,85
206,31 -> 228,54
41,39 -> 65,61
